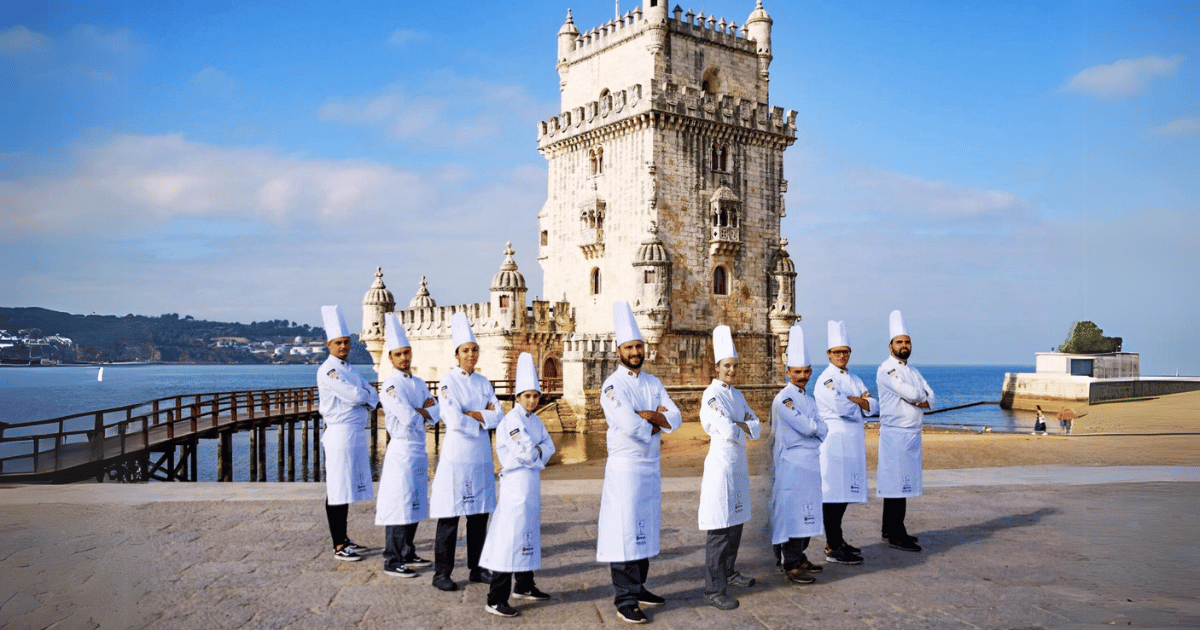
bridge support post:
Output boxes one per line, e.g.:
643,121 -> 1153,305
218,431 -> 233,482
301,419 -> 310,481
287,420 -> 296,482
249,426 -> 258,481
313,418 -> 321,483
276,424 -> 284,482
257,425 -> 267,482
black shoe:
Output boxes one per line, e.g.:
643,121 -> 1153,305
333,547 -> 362,562
888,537 -> 922,552
485,602 -> 520,617
512,586 -> 551,601
432,575 -> 458,591
703,593 -> 740,610
403,555 -> 432,568
469,568 -> 494,583
824,545 -> 864,565
726,571 -> 756,587
785,568 -> 816,585
617,605 -> 648,624
636,590 -> 665,607
841,541 -> 861,555
342,540 -> 367,554
384,564 -> 417,578
882,532 -> 919,543
798,559 -> 823,574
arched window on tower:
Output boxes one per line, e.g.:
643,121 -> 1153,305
711,143 -> 720,170
589,149 -> 598,175
713,266 -> 728,296
590,268 -> 602,295
719,144 -> 728,171
596,146 -> 604,174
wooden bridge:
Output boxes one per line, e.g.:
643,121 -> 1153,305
0,378 -> 562,484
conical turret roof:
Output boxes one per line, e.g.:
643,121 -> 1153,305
490,242 -> 527,291
362,267 -> 395,308
409,276 -> 436,308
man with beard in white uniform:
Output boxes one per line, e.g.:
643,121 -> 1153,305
375,313 -> 440,577
876,310 -> 935,553
698,325 -> 761,611
815,320 -> 877,565
429,312 -> 504,591
770,324 -> 827,585
597,301 -> 682,625
317,305 -> 378,562
479,352 -> 556,618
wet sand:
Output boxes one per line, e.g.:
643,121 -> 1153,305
543,389 -> 1200,480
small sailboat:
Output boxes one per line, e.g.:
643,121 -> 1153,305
97,366 -> 104,382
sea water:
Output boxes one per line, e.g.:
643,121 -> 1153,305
0,363 -> 1034,482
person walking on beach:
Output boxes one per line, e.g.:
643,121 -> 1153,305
375,313 -> 440,577
429,312 -> 504,591
317,304 -> 378,562
596,301 -> 682,625
876,310 -> 935,553
770,324 -> 827,585
697,325 -> 761,611
479,352 -> 556,618
1034,405 -> 1047,435
815,320 -> 877,565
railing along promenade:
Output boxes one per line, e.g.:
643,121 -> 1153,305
0,378 -> 563,484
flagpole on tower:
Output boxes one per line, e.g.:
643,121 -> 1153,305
615,1 -> 620,20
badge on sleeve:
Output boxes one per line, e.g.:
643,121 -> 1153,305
783,397 -> 794,409
326,369 -> 340,381
707,397 -> 719,410
888,368 -> 900,380
823,379 -> 835,390
385,384 -> 397,398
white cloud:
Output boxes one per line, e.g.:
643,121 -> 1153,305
0,25 -> 51,52
387,28 -> 428,48
188,66 -> 238,95
1062,55 -> 1184,98
1149,117 -> 1200,137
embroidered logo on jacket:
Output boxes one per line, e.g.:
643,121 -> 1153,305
327,369 -> 340,381
783,397 -> 794,409
823,379 -> 835,390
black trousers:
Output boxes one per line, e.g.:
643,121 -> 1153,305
882,497 -> 908,540
823,502 -> 849,549
434,514 -> 488,578
325,500 -> 349,549
610,558 -> 650,607
383,523 -> 418,568
773,536 -> 810,571
488,571 -> 535,606
704,524 -> 743,597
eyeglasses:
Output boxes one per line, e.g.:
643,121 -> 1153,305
828,350 -> 850,356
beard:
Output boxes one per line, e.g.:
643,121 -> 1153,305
895,347 -> 911,360
620,353 -> 644,370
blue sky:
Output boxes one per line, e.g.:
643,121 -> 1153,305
2,0 -> 1197,373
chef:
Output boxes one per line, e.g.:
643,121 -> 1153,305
876,310 -> 935,553
375,313 -> 440,577
769,324 -> 827,585
479,352 -> 556,618
697,325 -> 761,611
814,320 -> 877,565
596,301 -> 682,625
429,312 -> 504,591
317,304 -> 378,562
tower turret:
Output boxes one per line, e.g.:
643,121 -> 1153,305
489,241 -> 528,330
631,223 -> 672,349
745,0 -> 774,80
643,0 -> 668,54
556,9 -> 580,89
361,266 -> 395,371
768,238 -> 798,347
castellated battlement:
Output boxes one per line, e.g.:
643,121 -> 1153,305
564,6 -> 756,63
537,79 -> 796,147
394,300 -> 573,340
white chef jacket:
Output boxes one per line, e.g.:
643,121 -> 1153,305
375,369 -> 441,526
595,368 -> 683,563
876,356 -> 936,498
814,364 -> 877,504
317,356 -> 379,505
698,379 -> 761,530
480,406 -> 556,573
429,368 -> 504,518
769,382 -> 827,544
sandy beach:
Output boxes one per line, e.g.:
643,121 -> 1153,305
544,389 -> 1200,480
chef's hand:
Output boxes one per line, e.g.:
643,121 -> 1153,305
416,407 -> 432,421
423,398 -> 436,408
638,406 -> 671,428
485,402 -> 495,411
848,394 -> 871,412
916,401 -> 931,410
465,410 -> 486,424
735,421 -> 751,435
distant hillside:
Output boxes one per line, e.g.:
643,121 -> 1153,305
0,307 -> 372,364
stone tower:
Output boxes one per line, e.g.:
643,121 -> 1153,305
537,0 -> 798,386
361,266 -> 395,371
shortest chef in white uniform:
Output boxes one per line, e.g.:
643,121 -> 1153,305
317,305 -> 379,562
429,312 -> 504,591
770,324 -> 827,585
375,313 -> 440,577
876,310 -> 935,553
697,325 -> 761,611
479,352 -> 556,618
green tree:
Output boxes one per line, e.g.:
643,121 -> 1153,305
1058,321 -> 1122,354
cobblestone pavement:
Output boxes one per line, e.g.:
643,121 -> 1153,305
1,466 -> 1197,630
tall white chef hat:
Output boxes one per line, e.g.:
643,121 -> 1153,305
515,351 -> 541,395
712,325 -> 737,363
888,309 -> 909,341
786,324 -> 810,368
827,320 -> 851,350
451,312 -> 477,350
321,305 -> 351,342
612,301 -> 643,346
383,313 -> 410,352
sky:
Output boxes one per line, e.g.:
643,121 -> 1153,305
2,0 -> 1197,374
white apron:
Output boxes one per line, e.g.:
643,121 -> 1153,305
771,449 -> 823,544
322,424 -> 373,505
877,425 -> 923,498
375,446 -> 428,525
429,370 -> 501,518
596,457 -> 662,562
480,468 -> 542,572
697,381 -> 759,530
819,419 -> 868,504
